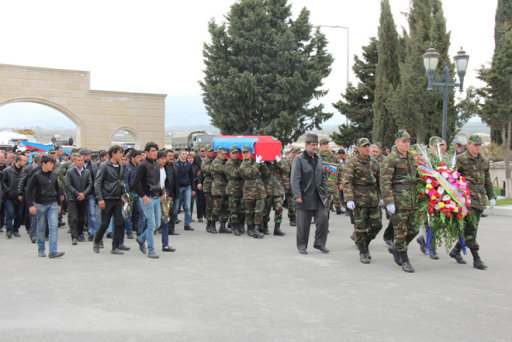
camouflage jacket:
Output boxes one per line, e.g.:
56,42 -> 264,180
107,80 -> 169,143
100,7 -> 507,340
342,152 -> 380,207
224,157 -> 243,197
319,149 -> 341,192
57,160 -> 74,192
201,156 -> 214,193
211,156 -> 227,196
240,159 -> 266,200
456,150 -> 495,210
280,157 -> 293,193
380,146 -> 418,210
264,161 -> 285,196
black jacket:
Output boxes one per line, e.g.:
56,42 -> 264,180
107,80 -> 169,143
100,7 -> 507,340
172,160 -> 196,191
2,164 -> 23,199
133,158 -> 160,198
164,164 -> 179,199
65,166 -> 93,201
94,160 -> 125,201
26,170 -> 61,206
18,164 -> 41,196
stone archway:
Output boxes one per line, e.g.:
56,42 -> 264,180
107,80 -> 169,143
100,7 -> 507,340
110,126 -> 144,150
0,64 -> 166,150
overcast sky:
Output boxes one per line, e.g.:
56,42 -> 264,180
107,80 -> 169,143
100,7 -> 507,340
0,0 -> 497,129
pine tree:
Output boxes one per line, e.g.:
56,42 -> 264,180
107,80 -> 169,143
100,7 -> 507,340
200,0 -> 333,146
330,38 -> 377,148
373,0 -> 400,149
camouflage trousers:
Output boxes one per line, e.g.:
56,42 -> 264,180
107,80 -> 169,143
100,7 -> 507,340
463,208 -> 482,250
285,192 -> 296,219
391,209 -> 419,252
326,191 -> 341,212
353,206 -> 382,246
205,192 -> 213,221
211,195 -> 229,222
263,195 -> 283,224
228,196 -> 245,225
244,198 -> 264,225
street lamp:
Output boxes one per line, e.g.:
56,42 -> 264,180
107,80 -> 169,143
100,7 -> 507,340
423,46 -> 469,142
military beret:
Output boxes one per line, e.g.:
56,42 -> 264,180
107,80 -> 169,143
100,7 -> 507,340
217,146 -> 227,154
468,135 -> 482,144
229,146 -> 239,154
291,147 -> 301,153
79,149 -> 91,156
241,145 -> 252,153
305,133 -> 319,144
395,129 -> 410,140
357,138 -> 371,147
320,138 -> 330,145
429,136 -> 442,146
205,144 -> 214,152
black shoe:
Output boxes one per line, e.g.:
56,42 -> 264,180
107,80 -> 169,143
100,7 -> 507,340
480,213 -> 488,217
262,223 -> 270,235
233,224 -> 241,236
289,217 -> 296,227
239,224 -> 245,234
136,237 -> 147,254
210,222 -> 218,234
170,231 -> 180,235
110,249 -> 124,255
430,250 -> 439,260
162,246 -> 176,252
118,245 -> 130,251
198,218 -> 204,222
31,236 -> 37,243
78,235 -> 85,242
147,252 -> 159,259
399,251 -> 415,273
106,232 -> 112,239
388,244 -> 402,266
252,225 -> 264,239
126,234 -> 134,239
219,221 -> 231,234
247,224 -> 254,237
383,238 -> 393,246
6,231 -> 12,239
416,236 -> 426,254
274,223 -> 285,236
88,235 -> 94,241
314,245 -> 330,254
72,238 -> 78,245
99,240 -> 104,248
449,242 -> 467,264
49,251 -> 65,258
13,232 -> 20,237
93,242 -> 100,253
58,221 -> 65,227
184,225 -> 194,231
206,220 -> 212,233
470,249 -> 487,270
298,249 -> 308,255
358,245 -> 370,264
175,219 -> 181,224
336,207 -> 345,215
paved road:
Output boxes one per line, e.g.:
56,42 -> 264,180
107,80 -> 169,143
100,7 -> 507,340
0,210 -> 510,341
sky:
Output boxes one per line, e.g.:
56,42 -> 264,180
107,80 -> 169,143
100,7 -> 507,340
0,0 -> 497,129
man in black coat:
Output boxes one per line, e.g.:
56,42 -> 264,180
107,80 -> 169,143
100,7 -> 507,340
291,133 -> 329,255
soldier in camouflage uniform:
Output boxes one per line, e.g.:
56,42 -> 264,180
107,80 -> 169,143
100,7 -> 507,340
210,147 -> 231,234
380,129 -> 418,273
201,144 -> 215,233
239,146 -> 266,239
343,138 -> 382,264
450,135 -> 495,270
319,138 -> 342,217
225,145 -> 244,236
281,148 -> 300,226
262,159 -> 286,236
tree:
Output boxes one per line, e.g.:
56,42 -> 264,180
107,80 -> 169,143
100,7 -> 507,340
200,0 -> 333,146
330,38 -> 377,148
372,0 -> 400,149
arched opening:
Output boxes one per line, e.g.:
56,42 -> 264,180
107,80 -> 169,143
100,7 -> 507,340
0,99 -> 81,148
110,127 -> 143,150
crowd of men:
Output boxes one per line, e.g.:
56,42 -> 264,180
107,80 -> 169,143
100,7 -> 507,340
0,130 -> 494,272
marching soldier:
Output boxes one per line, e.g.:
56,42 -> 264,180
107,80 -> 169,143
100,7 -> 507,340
239,146 -> 266,239
262,159 -> 286,236
225,146 -> 244,236
210,147 -> 230,234
319,138 -> 343,217
201,144 -> 215,233
380,130 -> 418,273
342,138 -> 382,264
450,135 -> 495,270
281,148 -> 300,226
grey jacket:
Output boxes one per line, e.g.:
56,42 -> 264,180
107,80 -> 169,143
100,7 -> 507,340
291,151 -> 328,210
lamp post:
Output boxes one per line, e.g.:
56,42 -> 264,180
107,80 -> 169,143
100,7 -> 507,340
423,46 -> 469,142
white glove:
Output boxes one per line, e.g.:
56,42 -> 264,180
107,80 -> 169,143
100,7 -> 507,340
490,198 -> 496,209
386,204 -> 396,214
347,200 -> 355,210
255,155 -> 263,164
275,155 -> 281,162
379,199 -> 384,207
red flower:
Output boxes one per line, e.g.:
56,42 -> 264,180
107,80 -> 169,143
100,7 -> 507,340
420,193 -> 425,198
446,212 -> 451,218
441,162 -> 446,166
457,214 -> 462,220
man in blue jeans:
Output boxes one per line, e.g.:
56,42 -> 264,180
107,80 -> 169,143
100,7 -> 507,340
133,142 -> 161,259
2,155 -> 27,238
172,149 -> 196,231
26,155 -> 65,258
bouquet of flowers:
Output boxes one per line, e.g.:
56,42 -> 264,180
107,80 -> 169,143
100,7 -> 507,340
415,145 -> 469,253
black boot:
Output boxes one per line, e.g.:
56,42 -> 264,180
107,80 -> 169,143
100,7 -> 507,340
416,236 -> 426,254
219,221 -> 231,234
388,244 -> 402,266
336,207 -> 344,215
206,220 -> 212,233
232,223 -> 241,236
169,223 -> 179,235
252,225 -> 264,239
365,239 -> 372,260
247,224 -> 254,237
358,244 -> 370,264
383,223 -> 394,246
262,222 -> 269,235
399,251 -> 415,273
289,217 -> 296,226
273,223 -> 285,236
449,242 -> 467,264
470,249 -> 487,270
239,224 -> 245,234
210,222 -> 218,234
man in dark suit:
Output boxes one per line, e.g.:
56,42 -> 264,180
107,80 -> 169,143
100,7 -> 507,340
291,133 -> 329,255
